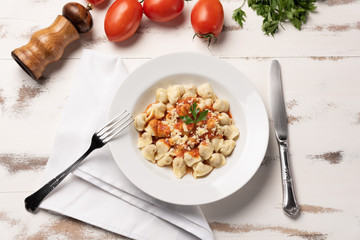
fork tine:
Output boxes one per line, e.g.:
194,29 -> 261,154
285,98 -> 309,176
100,115 -> 133,143
97,110 -> 127,136
99,113 -> 131,139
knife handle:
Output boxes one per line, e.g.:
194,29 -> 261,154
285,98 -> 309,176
278,140 -> 300,217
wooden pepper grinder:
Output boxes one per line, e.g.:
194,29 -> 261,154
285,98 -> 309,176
11,2 -> 93,81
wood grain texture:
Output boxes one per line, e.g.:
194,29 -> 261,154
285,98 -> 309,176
1,0 -> 360,59
210,222 -> 328,240
1,56 -> 360,239
0,194 -> 128,239
0,154 -> 47,174
1,0 -> 360,239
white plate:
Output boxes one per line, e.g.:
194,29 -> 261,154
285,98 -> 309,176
109,52 -> 269,205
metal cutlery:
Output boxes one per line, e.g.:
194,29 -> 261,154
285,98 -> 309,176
270,60 -> 300,217
24,110 -> 133,213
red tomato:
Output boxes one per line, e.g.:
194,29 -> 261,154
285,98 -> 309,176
191,0 -> 224,43
104,0 -> 143,42
143,0 -> 184,22
87,0 -> 106,5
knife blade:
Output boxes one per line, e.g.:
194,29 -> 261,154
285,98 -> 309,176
270,60 -> 300,217
270,60 -> 288,141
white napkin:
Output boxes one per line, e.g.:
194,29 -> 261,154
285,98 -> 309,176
40,50 -> 214,240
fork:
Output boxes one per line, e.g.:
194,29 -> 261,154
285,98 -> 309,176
24,110 -> 133,213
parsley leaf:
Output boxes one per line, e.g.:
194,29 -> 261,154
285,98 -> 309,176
233,0 -> 317,36
190,101 -> 200,120
232,7 -> 247,28
179,102 -> 208,124
197,110 -> 208,123
180,115 -> 194,124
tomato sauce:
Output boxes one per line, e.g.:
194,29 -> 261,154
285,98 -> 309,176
157,121 -> 171,137
143,95 -> 232,163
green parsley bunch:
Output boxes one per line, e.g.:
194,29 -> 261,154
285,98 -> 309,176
232,0 -> 317,36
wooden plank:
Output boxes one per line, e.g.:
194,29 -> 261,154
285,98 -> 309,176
1,0 -> 360,234
1,1 -> 360,58
203,184 -> 360,239
1,57 -> 359,196
0,193 -> 126,240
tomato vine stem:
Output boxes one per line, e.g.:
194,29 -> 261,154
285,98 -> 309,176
193,33 -> 217,46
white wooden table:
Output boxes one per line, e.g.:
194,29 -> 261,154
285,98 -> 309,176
1,0 -> 360,239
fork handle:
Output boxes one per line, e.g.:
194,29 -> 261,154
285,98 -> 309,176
24,135 -> 103,212
278,140 -> 300,217
25,172 -> 69,212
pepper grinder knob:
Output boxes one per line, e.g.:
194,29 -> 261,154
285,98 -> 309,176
62,3 -> 93,33
11,2 -> 93,81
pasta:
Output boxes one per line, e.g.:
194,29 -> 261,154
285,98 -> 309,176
213,99 -> 229,112
141,144 -> 157,163
155,139 -> 170,160
144,119 -> 157,136
211,138 -> 224,152
220,140 -> 236,156
223,125 -> 240,140
196,83 -> 216,100
192,162 -> 213,178
167,85 -> 184,104
199,141 -> 214,160
173,157 -> 187,178
134,113 -> 147,131
182,84 -> 197,99
148,102 -> 166,119
218,112 -> 231,125
156,88 -> 168,103
157,152 -> 173,167
184,152 -> 202,167
134,83 -> 239,179
208,153 -> 226,168
137,132 -> 153,148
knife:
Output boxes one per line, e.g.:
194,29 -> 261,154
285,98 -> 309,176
270,60 -> 300,217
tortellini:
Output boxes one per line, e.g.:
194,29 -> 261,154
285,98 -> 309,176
182,84 -> 197,99
208,153 -> 226,168
146,102 -> 166,119
173,157 -> 187,178
223,125 -> 240,140
173,85 -> 185,95
134,113 -> 147,131
167,85 -> 185,104
144,119 -> 157,136
211,138 -> 224,152
218,113 -> 231,125
156,88 -> 168,103
213,99 -> 230,112
199,142 -> 214,160
220,140 -> 236,156
137,132 -> 153,148
192,162 -> 213,178
197,83 -> 216,100
134,83 -> 239,179
155,140 -> 170,160
184,152 -> 202,167
166,102 -> 174,111
157,153 -> 173,167
141,144 -> 157,163
204,99 -> 213,108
